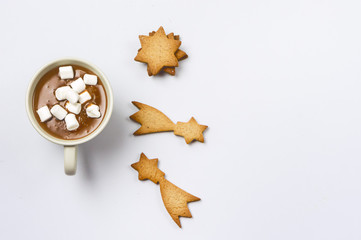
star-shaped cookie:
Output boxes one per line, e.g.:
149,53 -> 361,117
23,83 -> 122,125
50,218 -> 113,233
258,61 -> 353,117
135,26 -> 181,76
146,32 -> 188,76
131,153 -> 165,184
173,117 -> 208,144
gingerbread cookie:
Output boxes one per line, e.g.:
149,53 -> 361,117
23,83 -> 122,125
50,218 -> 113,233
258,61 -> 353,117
162,33 -> 188,76
135,26 -> 181,76
130,101 -> 207,144
135,27 -> 188,76
140,32 -> 188,76
163,33 -> 187,60
131,153 -> 200,228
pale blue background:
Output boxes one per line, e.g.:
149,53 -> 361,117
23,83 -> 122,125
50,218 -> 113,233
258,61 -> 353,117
1,0 -> 361,239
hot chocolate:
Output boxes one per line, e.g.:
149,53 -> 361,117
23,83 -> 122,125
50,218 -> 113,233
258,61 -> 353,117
32,65 -> 107,140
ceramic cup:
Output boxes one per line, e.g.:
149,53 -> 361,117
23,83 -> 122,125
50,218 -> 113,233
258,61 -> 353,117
26,58 -> 114,175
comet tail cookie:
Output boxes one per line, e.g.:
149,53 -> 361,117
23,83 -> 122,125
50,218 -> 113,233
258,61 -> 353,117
131,153 -> 200,228
130,101 -> 207,144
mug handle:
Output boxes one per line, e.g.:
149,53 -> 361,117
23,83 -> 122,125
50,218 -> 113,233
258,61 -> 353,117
64,145 -> 77,175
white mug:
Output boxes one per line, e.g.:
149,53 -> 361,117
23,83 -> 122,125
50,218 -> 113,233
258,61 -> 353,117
26,58 -> 114,175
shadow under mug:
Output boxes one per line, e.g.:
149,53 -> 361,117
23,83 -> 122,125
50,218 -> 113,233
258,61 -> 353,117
26,58 -> 114,175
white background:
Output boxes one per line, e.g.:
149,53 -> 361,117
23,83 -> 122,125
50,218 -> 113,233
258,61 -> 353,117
1,0 -> 361,239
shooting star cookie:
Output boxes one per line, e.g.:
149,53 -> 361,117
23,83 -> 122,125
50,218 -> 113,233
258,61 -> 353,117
130,101 -> 208,144
131,153 -> 200,228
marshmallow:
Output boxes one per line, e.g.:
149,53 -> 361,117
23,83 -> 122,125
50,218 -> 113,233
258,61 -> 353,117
65,89 -> 79,104
83,74 -> 97,85
59,66 -> 74,80
86,104 -> 101,118
50,104 -> 67,120
65,114 -> 79,131
75,69 -> 86,78
36,106 -> 52,122
79,90 -> 91,104
65,102 -> 81,114
70,78 -> 86,93
55,86 -> 71,101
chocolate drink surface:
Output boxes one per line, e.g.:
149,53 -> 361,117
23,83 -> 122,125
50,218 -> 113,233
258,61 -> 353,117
33,65 -> 107,140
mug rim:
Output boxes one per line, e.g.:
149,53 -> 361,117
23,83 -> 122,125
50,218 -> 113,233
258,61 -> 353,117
25,57 -> 114,146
